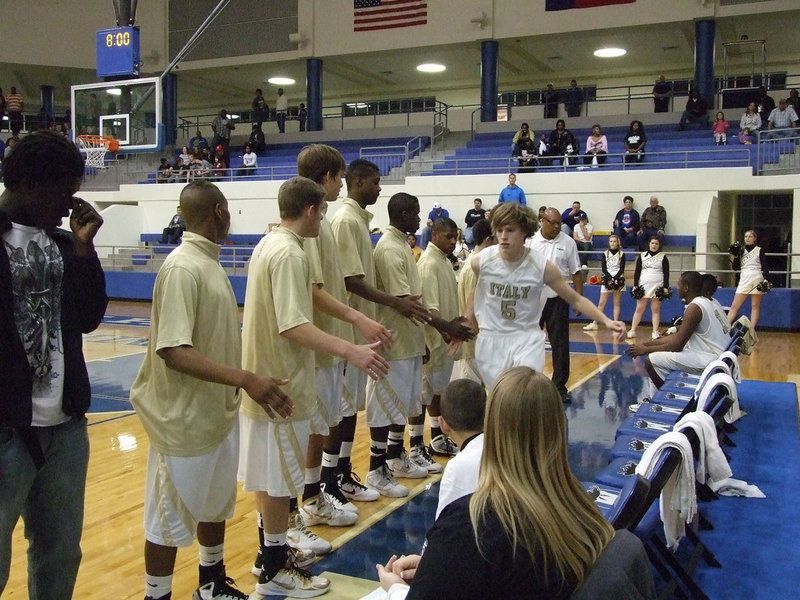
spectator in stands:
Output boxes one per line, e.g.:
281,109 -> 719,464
613,195 -> 640,249
542,83 -> 558,119
0,136 -> 5,159
788,88 -> 800,113
511,122 -> 533,157
677,89 -> 709,130
157,158 -> 174,183
626,271 -> 731,388
212,154 -> 227,181
754,86 -> 775,125
738,127 -> 754,145
463,198 -> 485,246
637,196 -> 667,251
563,79 -> 584,118
766,98 -> 798,137
173,156 -> 189,182
584,124 -> 608,167
237,143 -> 257,177
548,119 -> 578,166
498,173 -> 526,205
4,136 -> 17,159
573,214 -> 593,269
252,88 -> 268,128
6,86 -> 23,136
275,88 -> 287,133
179,146 -> 191,165
160,206 -> 185,243
189,129 -> 208,151
517,137 -> 538,173
421,202 -> 449,248
712,111 -> 730,145
211,109 -> 234,164
298,103 -> 308,132
561,201 -> 586,235
623,120 -> 647,165
190,151 -> 212,179
652,74 -> 672,113
407,233 -> 422,262
739,102 -> 762,135
248,124 -> 266,154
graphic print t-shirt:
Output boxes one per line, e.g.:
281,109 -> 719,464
3,223 -> 67,426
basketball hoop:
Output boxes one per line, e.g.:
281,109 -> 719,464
77,135 -> 118,169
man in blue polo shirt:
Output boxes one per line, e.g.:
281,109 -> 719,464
421,202 -> 449,248
498,173 -> 526,205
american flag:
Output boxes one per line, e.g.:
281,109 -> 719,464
354,0 -> 428,32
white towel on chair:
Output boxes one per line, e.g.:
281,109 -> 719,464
696,372 -> 742,423
675,412 -> 732,484
635,432 -> 696,549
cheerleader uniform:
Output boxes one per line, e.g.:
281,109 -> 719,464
735,244 -> 766,295
600,248 -> 626,294
634,250 -> 669,298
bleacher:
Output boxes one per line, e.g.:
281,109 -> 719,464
425,124 -> 762,176
142,136 -> 429,184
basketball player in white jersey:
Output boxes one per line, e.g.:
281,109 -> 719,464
467,202 -> 626,389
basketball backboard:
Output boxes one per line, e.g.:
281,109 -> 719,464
71,77 -> 162,152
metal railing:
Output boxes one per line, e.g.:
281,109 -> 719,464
755,127 -> 800,174
418,148 -> 753,176
98,243 -> 252,275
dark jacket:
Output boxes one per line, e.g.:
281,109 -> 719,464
0,210 -> 108,427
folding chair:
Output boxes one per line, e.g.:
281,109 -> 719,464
584,474 -> 651,529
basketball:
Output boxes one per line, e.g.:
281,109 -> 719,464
108,139 -> 119,153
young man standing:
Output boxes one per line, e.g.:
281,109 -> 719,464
0,131 -> 107,600
468,202 -> 625,389
415,217 -> 475,458
130,181 -> 293,600
329,160 -> 430,497
368,193 -> 432,496
239,177 -> 388,597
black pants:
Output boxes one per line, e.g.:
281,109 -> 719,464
540,296 -> 570,396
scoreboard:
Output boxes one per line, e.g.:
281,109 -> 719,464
96,26 -> 140,78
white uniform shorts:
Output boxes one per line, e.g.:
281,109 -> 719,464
312,362 -> 345,433
342,364 -> 367,417
422,361 -> 455,405
144,420 -> 239,547
649,350 -> 716,381
238,414 -> 311,498
366,357 -> 422,428
475,330 -> 545,391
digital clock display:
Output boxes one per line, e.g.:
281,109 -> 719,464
96,26 -> 140,78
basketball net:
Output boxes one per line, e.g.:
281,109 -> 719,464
77,135 -> 115,169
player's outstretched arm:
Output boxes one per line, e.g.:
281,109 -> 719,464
311,284 -> 394,349
157,345 -> 293,418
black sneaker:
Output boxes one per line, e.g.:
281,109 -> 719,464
192,575 -> 248,600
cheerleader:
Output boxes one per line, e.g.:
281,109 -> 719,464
628,236 -> 669,339
584,234 -> 626,330
727,230 -> 768,329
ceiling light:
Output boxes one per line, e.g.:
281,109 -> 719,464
417,63 -> 446,73
267,77 -> 295,85
593,47 -> 626,58
106,88 -> 122,95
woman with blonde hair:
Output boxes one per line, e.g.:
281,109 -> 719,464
376,367 -> 653,599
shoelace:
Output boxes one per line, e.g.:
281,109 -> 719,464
342,469 -> 368,490
416,444 -> 435,463
293,516 -> 322,541
214,576 -> 248,599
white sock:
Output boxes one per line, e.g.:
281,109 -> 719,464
263,531 -> 288,547
322,451 -> 339,469
145,573 -> 173,599
305,466 -> 321,485
198,542 -> 224,567
340,441 -> 353,460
